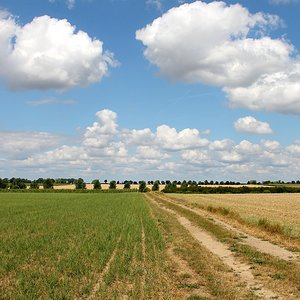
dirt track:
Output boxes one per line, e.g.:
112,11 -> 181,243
146,193 -> 300,299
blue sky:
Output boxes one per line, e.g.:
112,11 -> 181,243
0,0 -> 300,182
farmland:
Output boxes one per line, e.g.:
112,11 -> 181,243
169,193 -> 300,237
1,192 -> 300,299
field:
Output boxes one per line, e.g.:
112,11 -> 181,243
170,193 -> 300,237
1,192 -> 300,299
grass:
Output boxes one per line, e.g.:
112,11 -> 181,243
0,192 -> 170,299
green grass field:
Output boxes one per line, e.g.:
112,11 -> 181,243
0,193 -> 168,299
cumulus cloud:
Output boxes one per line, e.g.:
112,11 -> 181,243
226,65 -> 300,114
83,109 -> 118,148
0,12 -> 116,90
156,125 -> 209,150
136,1 -> 300,115
0,132 -> 63,159
234,116 -> 273,134
2,109 -> 300,181
136,1 -> 287,87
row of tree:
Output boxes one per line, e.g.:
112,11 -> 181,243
0,177 -> 161,192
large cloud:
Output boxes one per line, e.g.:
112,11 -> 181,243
0,12 -> 116,90
136,1 -> 300,115
234,116 -> 273,134
2,109 -> 300,181
0,132 -> 63,159
136,1 -> 288,87
226,65 -> 300,114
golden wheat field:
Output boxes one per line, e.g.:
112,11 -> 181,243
170,193 -> 300,235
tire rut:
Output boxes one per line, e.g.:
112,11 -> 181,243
146,194 -> 280,300
87,235 -> 122,300
160,194 -> 300,263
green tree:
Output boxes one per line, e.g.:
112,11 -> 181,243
124,181 -> 131,189
0,178 -> 8,189
93,179 -> 101,190
76,178 -> 86,189
152,180 -> 160,191
139,181 -> 147,192
109,180 -> 116,189
43,178 -> 54,189
30,181 -> 39,189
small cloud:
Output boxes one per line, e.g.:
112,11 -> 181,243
234,116 -> 273,134
67,0 -> 75,9
146,0 -> 162,11
26,97 -> 77,106
269,0 -> 300,4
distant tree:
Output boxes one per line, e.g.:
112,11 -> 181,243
93,179 -> 101,190
152,180 -> 159,191
181,180 -> 188,192
104,179 -> 108,184
30,181 -> 39,189
0,178 -> 8,189
43,178 -> 54,189
124,181 -> 131,189
139,181 -> 147,192
9,178 -> 26,189
109,180 -> 116,189
76,178 -> 86,189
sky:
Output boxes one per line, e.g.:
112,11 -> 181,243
0,0 -> 300,182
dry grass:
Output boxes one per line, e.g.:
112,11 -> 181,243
170,193 -> 300,237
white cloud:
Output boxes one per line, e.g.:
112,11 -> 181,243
136,1 -> 300,115
226,64 -> 300,114
26,97 -> 76,106
146,0 -> 162,11
83,109 -> 118,148
49,0 -> 76,9
234,116 -> 273,134
136,1 -> 287,88
0,12 -> 116,90
156,125 -> 209,150
0,132 -> 63,159
2,109 -> 300,181
269,0 -> 300,4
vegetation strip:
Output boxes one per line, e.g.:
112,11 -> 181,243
140,220 -> 146,299
160,194 -> 300,263
146,195 -> 254,299
146,194 -> 279,299
87,235 -> 122,300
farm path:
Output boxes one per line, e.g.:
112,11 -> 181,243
160,194 -> 300,263
145,193 -> 280,300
